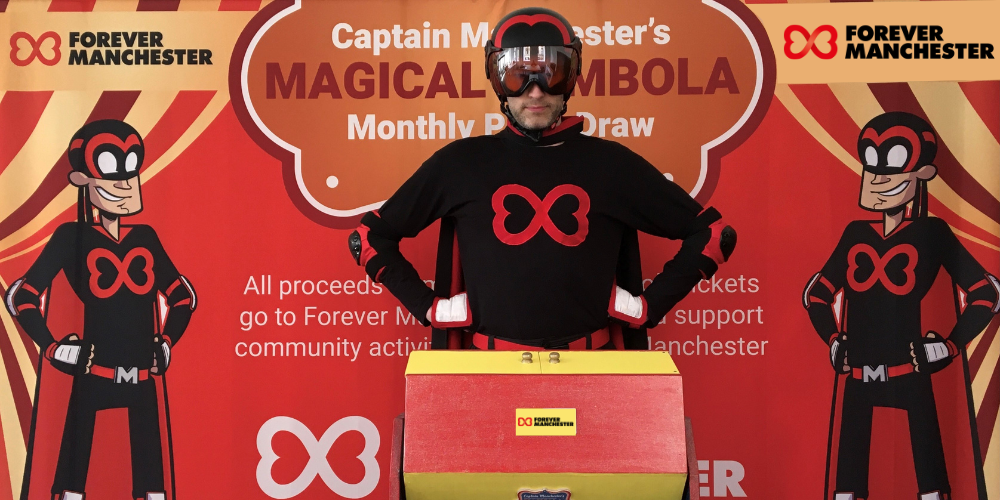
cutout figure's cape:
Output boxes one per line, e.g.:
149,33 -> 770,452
823,272 -> 989,500
20,274 -> 174,500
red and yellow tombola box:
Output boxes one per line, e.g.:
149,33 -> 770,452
400,350 -> 691,500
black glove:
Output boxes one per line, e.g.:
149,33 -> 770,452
910,331 -> 957,374
829,333 -> 849,374
44,334 -> 93,375
151,335 -> 172,375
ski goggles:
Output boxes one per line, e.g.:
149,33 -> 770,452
487,44 -> 580,97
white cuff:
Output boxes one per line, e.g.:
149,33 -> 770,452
435,293 -> 469,325
54,344 -> 80,365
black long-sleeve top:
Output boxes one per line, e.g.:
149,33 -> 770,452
358,118 -> 725,342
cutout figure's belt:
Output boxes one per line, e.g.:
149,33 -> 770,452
851,363 -> 914,382
89,364 -> 151,383
472,328 -> 611,351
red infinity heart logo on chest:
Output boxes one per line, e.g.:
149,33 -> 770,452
847,243 -> 917,295
492,184 -> 590,247
87,247 -> 154,298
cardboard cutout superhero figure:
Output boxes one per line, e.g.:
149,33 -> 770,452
803,112 -> 999,500
4,120 -> 197,500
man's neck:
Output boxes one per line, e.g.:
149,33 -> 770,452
101,214 -> 121,240
883,209 -> 905,236
528,117 -> 564,146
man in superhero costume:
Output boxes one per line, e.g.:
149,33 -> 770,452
349,7 -> 736,351
4,120 -> 196,500
803,112 -> 1000,500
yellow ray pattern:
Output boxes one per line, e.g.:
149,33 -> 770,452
3,1 -> 52,13
910,81 -> 1000,200
178,0 -> 224,11
0,305 -> 37,404
0,235 -> 52,265
0,189 -> 75,256
124,91 -> 180,139
987,419 -> 999,500
92,0 -> 141,11
967,322 -> 987,357
775,84 -> 860,168
813,83 -> 1000,238
0,91 -> 101,224
951,226 -> 1000,252
0,90 -> 173,255
972,329 -> 999,414
0,343 -> 25,500
0,91 -> 226,255
140,93 -> 228,180
828,83 -> 885,128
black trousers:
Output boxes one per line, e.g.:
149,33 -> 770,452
52,374 -> 164,497
836,373 -> 949,498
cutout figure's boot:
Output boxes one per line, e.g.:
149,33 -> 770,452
918,492 -> 948,500
835,493 -> 864,500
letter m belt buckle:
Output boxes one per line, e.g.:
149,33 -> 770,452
115,366 -> 140,384
862,364 -> 887,383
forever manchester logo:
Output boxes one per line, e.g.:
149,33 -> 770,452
515,408 -> 577,436
518,417 -> 576,427
844,25 -> 994,60
67,31 -> 213,65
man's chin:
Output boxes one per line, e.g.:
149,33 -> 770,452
517,118 -> 558,131
512,112 -> 559,130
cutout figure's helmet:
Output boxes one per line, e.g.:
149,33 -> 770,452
68,119 -> 145,180
857,111 -> 937,176
857,111 -> 937,218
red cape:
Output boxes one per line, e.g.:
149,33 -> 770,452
22,361 -> 175,500
823,272 -> 988,500
19,273 -> 175,500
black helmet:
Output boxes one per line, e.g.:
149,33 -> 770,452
68,119 -> 145,180
485,7 -> 582,139
857,111 -> 936,175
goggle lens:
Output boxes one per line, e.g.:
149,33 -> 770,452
490,45 -> 578,97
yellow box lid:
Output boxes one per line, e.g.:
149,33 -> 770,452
404,350 -> 679,376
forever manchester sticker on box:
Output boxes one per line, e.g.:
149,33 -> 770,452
515,408 -> 577,436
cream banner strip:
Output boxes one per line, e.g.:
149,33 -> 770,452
750,0 -> 1000,83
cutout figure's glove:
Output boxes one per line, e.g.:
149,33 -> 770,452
151,335 -> 172,375
910,331 -> 958,374
829,333 -> 849,374
44,334 -> 93,375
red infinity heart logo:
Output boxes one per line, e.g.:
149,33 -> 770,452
492,184 -> 590,247
9,31 -> 61,66
847,243 -> 917,295
783,25 -> 837,60
87,247 -> 155,298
